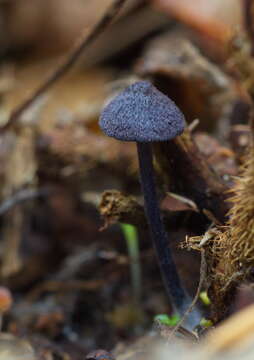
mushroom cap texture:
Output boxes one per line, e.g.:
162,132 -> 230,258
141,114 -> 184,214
99,81 -> 185,142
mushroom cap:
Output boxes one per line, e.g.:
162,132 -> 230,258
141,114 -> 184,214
99,81 -> 185,142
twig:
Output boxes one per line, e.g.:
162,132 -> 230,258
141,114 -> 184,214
0,188 -> 49,215
244,0 -> 254,55
1,0 -> 128,133
99,190 -> 146,229
27,279 -> 105,302
153,131 -> 230,224
168,249 -> 207,340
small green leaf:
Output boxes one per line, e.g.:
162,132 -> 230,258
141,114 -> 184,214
200,318 -> 213,328
199,291 -> 211,306
154,314 -> 180,327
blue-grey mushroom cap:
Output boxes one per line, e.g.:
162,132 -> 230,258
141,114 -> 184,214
99,81 -> 185,142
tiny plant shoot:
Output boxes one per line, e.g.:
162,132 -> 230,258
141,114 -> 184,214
200,318 -> 213,328
199,291 -> 211,306
120,223 -> 142,305
154,313 -> 180,327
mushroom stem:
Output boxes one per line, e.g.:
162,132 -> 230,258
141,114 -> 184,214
136,142 -> 191,316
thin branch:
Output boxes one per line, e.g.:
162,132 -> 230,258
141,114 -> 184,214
169,249 -> 207,338
99,190 -> 147,229
0,188 -> 49,215
1,0 -> 128,133
244,0 -> 254,55
153,131 -> 230,224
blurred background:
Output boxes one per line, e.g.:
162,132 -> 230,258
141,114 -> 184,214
0,1 -> 251,359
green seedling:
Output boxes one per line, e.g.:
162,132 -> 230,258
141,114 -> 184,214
199,291 -> 211,306
200,318 -> 213,328
154,313 -> 180,327
120,223 -> 141,305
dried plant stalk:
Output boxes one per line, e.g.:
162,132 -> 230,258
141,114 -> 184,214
226,146 -> 254,268
187,138 -> 254,321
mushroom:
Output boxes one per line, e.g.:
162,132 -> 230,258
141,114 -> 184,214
99,81 -> 200,324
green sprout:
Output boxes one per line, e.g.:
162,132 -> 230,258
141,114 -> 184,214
154,313 -> 180,327
120,223 -> 141,305
199,291 -> 211,306
200,318 -> 213,328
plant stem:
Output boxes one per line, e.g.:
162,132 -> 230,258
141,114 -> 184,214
136,142 -> 192,317
121,223 -> 142,305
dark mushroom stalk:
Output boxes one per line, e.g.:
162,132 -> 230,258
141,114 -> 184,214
137,141 -> 187,310
99,81 -> 201,326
